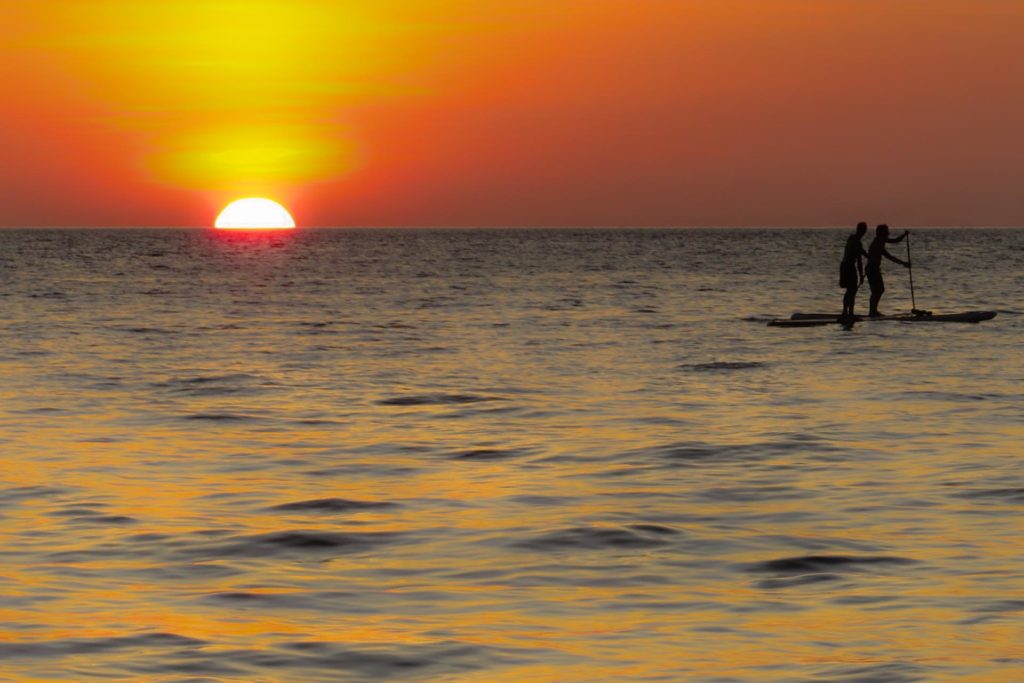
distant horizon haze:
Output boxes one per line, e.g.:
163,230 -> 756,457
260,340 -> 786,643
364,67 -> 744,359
4,225 -> 1024,232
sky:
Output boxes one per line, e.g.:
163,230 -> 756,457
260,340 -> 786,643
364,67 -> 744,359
2,0 -> 1024,227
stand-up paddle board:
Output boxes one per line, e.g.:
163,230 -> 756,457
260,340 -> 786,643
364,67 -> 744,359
767,311 -> 997,327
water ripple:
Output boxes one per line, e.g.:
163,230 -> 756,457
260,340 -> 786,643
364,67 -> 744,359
268,498 -> 399,513
514,525 -> 681,552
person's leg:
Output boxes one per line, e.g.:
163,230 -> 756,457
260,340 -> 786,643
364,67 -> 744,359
869,281 -> 884,316
866,267 -> 883,316
843,285 -> 856,316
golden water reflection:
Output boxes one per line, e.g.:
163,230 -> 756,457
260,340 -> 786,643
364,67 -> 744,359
0,228 -> 1022,681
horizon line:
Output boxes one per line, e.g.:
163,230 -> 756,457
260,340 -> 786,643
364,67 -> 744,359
2,224 -> 1023,231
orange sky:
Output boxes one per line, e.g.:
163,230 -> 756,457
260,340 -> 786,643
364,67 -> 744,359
2,0 -> 1023,227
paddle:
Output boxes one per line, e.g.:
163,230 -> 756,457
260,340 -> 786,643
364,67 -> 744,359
906,231 -> 929,316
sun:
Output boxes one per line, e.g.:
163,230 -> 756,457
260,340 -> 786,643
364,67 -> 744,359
215,198 -> 296,229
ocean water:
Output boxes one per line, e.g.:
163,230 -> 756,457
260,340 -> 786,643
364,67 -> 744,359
0,227 -> 1021,682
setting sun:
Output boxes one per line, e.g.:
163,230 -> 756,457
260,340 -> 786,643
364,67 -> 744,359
214,198 -> 296,229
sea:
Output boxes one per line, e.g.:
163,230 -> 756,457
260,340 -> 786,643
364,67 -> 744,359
0,228 -> 1021,682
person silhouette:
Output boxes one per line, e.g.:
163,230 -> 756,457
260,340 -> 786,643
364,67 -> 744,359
839,222 -> 868,318
865,224 -> 910,317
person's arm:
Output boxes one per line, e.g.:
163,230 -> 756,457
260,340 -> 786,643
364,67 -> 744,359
887,230 -> 909,244
857,255 -> 864,282
882,248 -> 909,267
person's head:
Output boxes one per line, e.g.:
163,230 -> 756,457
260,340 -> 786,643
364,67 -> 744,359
856,222 -> 867,236
876,224 -> 889,237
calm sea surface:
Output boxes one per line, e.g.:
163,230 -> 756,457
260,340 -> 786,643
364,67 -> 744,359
0,228 -> 1021,682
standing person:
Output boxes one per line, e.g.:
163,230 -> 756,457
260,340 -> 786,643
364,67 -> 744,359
839,222 -> 868,319
865,224 -> 910,317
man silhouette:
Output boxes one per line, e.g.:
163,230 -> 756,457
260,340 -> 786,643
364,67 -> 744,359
865,224 -> 910,317
839,222 -> 868,318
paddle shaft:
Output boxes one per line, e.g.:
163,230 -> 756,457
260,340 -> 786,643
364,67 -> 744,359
906,232 -> 917,311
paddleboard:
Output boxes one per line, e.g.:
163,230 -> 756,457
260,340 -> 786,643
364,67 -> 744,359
768,311 -> 997,327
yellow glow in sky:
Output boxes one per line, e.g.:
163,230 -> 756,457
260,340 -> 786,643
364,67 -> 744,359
4,1 -> 1024,226
154,124 -> 356,194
